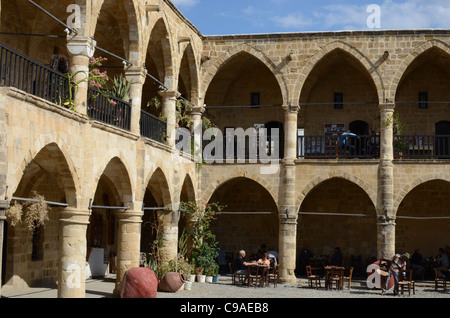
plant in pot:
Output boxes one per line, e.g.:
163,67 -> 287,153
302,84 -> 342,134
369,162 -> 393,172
181,200 -> 224,283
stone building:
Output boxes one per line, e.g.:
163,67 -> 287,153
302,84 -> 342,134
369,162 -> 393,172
0,0 -> 449,297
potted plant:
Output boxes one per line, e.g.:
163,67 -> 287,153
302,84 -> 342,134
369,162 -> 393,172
180,200 -> 224,284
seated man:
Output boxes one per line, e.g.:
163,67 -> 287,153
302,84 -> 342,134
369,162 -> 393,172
234,250 -> 254,274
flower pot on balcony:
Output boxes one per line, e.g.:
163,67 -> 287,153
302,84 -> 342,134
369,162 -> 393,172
206,276 -> 213,283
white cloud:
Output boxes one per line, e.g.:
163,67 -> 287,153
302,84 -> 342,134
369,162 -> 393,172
271,12 -> 314,29
270,0 -> 450,31
171,0 -> 199,7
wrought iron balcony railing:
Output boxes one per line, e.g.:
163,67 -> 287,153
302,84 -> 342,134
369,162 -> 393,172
297,135 -> 379,159
87,87 -> 131,131
0,42 -> 70,105
140,109 -> 167,144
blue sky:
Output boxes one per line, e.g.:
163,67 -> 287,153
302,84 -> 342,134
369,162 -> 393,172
171,0 -> 450,35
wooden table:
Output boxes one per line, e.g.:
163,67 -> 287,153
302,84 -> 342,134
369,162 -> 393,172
324,266 -> 345,290
246,264 -> 269,287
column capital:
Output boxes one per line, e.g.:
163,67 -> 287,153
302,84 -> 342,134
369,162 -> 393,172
282,104 -> 300,113
116,210 -> 144,223
191,106 -> 205,116
59,207 -> 90,225
378,102 -> 395,112
125,66 -> 147,83
158,90 -> 179,100
66,36 -> 96,58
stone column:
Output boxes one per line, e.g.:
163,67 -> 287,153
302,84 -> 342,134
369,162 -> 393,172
277,104 -> 299,284
377,102 -> 396,259
58,208 -> 90,298
191,106 -> 204,163
114,210 -> 143,297
0,200 -> 9,297
159,90 -> 178,147
125,66 -> 146,135
283,104 -> 299,161
278,206 -> 298,284
158,205 -> 180,263
66,36 -> 96,115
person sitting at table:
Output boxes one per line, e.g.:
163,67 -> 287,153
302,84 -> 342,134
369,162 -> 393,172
257,244 -> 268,259
329,247 -> 343,266
436,248 -> 449,279
267,248 -> 279,265
234,250 -> 254,275
257,252 -> 271,268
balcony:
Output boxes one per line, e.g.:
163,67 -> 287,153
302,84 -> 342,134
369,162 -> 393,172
297,135 -> 379,159
394,135 -> 450,159
87,87 -> 131,131
0,42 -> 167,143
0,42 -> 70,106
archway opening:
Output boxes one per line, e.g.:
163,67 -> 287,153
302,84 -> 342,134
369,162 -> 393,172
297,177 -> 376,277
4,143 -> 75,288
396,179 -> 450,279
208,177 -> 278,266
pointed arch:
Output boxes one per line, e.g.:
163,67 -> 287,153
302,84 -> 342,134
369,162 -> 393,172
296,173 -> 377,212
91,0 -> 142,66
201,43 -> 289,106
177,42 -> 200,104
201,171 -> 278,207
91,156 -> 134,209
293,41 -> 384,105
11,141 -> 79,207
389,40 -> 450,101
144,167 -> 172,208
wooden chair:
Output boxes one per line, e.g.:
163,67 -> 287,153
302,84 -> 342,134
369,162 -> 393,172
399,269 -> 415,295
267,264 -> 279,288
434,268 -> 448,292
327,267 -> 344,290
229,262 -> 245,286
247,265 -> 262,287
343,267 -> 354,289
306,265 -> 321,289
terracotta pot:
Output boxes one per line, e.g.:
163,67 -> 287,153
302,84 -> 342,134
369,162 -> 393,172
159,272 -> 186,293
120,267 -> 158,298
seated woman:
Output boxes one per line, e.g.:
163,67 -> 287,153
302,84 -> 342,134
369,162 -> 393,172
257,252 -> 271,268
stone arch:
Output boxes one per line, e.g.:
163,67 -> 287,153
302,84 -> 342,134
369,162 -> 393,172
389,40 -> 450,101
293,41 -> 384,105
11,140 -> 79,207
180,173 -> 196,203
91,0 -> 142,66
201,171 -> 278,206
200,43 -> 289,106
177,42 -> 200,104
142,17 -> 176,90
144,167 -> 173,208
296,173 -> 377,212
394,173 -> 450,213
91,156 -> 134,209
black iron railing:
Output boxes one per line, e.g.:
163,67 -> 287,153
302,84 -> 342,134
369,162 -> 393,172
298,135 -> 379,159
394,135 -> 450,159
87,88 -> 131,131
140,109 -> 167,143
0,42 -> 70,105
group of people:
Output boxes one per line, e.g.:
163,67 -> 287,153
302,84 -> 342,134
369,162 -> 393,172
233,244 -> 279,275
381,246 -> 450,296
409,247 -> 450,280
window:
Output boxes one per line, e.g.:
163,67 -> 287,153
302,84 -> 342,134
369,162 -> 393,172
31,223 -> 44,261
334,92 -> 343,109
251,92 -> 260,108
419,92 -> 428,109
